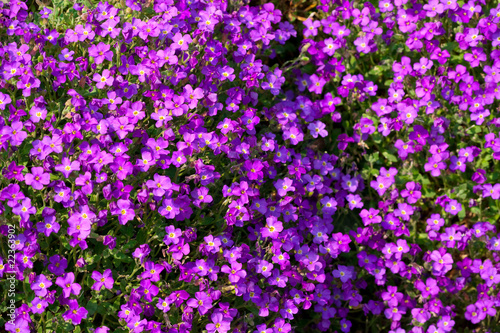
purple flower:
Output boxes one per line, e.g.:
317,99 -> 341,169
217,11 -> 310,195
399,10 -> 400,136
62,299 -> 88,325
424,157 -> 447,177
308,121 -> 328,138
415,278 -> 440,298
40,7 -> 52,18
354,36 -> 371,53
91,269 -> 114,291
31,297 -> 48,314
384,305 -> 405,321
464,47 -> 486,67
426,214 -> 445,231
379,0 -> 394,12
5,318 -> 30,333
283,126 -> 304,145
333,265 -> 354,283
89,42 -> 113,64
430,250 -> 453,275
171,32 -> 192,51
75,23 -> 95,41
445,200 -> 462,215
111,199 -> 135,225
465,304 -> 484,324
25,167 -> 50,190
261,217 -> 283,239
12,197 -> 36,221
3,121 -> 27,146
56,272 -> 81,298
192,187 -> 213,207
59,48 -> 75,61
55,157 -> 81,178
303,18 -> 320,37
346,194 -> 364,209
0,92 -> 12,110
221,262 -> 247,283
400,182 -> 421,204
394,203 -> 414,221
187,292 -> 213,315
308,74 -> 326,94
93,69 -> 114,89
275,177 -> 295,196
139,278 -> 159,302
256,260 -> 274,278
146,174 -> 172,197
3,161 -> 25,181
371,176 -> 392,196
206,312 -> 231,333
32,274 -> 52,297
413,57 -> 433,75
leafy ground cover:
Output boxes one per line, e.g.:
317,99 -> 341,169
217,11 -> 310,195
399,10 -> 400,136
1,0 -> 500,332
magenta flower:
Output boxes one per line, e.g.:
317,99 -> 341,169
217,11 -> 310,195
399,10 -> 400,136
88,42 -> 113,64
12,198 -> 36,221
75,23 -> 95,41
423,0 -> 444,17
354,36 -> 371,53
430,250 -> 453,275
465,304 -> 484,324
261,217 -> 283,239
62,299 -> 88,325
0,92 -> 12,110
424,157 -> 447,177
217,66 -> 235,82
31,274 -> 52,297
171,32 -> 192,51
93,69 -> 114,89
221,262 -> 247,283
55,157 -> 81,178
283,126 -> 304,145
187,292 -> 213,315
346,194 -> 364,209
303,18 -> 320,37
111,199 -> 135,225
3,121 -> 27,146
91,269 -> 114,291
308,74 -> 326,94
413,57 -> 433,75
206,312 -> 230,333
56,273 -> 81,298
192,187 -> 213,207
445,200 -> 462,215
139,279 -> 159,302
275,177 -> 295,196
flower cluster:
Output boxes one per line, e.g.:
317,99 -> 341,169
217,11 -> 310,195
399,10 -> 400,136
1,0 -> 500,332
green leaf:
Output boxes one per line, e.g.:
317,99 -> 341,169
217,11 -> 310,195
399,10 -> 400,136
364,152 -> 380,164
471,206 -> 481,215
86,300 -> 98,316
466,125 -> 482,135
423,189 -> 435,198
382,151 -> 398,163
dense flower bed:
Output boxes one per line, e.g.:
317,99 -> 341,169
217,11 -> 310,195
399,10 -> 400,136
1,0 -> 500,332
